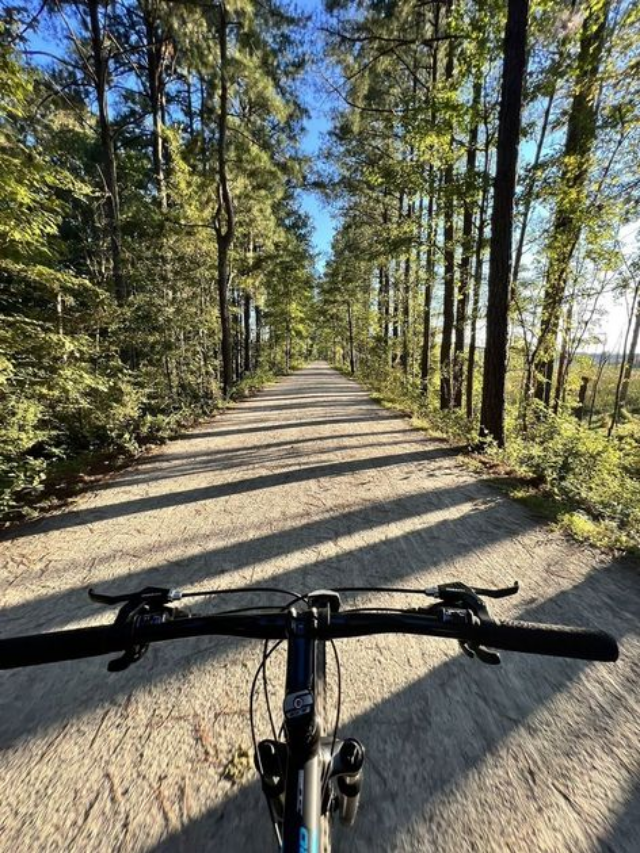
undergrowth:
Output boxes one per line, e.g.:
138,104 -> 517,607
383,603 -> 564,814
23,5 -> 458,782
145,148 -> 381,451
340,360 -> 640,555
0,366 -> 279,526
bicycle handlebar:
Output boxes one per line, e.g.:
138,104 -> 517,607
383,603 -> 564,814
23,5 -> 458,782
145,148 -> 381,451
0,609 -> 619,670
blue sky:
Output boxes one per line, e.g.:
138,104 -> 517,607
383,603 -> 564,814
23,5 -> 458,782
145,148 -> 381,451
298,113 -> 335,271
293,0 -> 336,270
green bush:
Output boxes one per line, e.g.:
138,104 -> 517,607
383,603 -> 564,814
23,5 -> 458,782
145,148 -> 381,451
504,408 -> 640,537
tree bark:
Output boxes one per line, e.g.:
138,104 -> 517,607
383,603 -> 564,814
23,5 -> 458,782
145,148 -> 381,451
347,301 -> 355,375
420,181 -> 435,394
553,299 -> 573,413
479,0 -> 529,447
142,0 -> 168,213
402,250 -> 411,375
244,290 -> 251,374
255,304 -> 262,368
213,3 -> 235,398
609,281 -> 640,435
453,76 -> 481,408
619,293 -> 640,409
535,0 -> 609,405
511,86 -> 554,295
87,0 -> 126,307
440,13 -> 456,410
466,138 -> 490,420
420,0 -> 440,396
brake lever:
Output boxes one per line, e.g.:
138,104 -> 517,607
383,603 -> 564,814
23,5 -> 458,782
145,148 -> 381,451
424,581 -> 519,601
88,586 -> 183,606
459,641 -> 501,665
96,589 -> 188,673
423,582 -> 506,666
469,582 -> 519,599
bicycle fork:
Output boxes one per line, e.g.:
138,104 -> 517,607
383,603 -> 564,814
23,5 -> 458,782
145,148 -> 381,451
254,606 -> 365,850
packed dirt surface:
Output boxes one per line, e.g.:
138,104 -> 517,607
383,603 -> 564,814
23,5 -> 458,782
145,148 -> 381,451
1,362 -> 638,853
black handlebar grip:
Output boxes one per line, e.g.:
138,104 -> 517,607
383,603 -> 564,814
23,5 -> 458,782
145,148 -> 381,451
471,619 -> 619,662
0,624 -> 130,670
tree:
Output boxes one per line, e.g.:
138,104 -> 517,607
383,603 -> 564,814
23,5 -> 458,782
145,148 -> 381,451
610,249 -> 640,434
479,0 -> 529,447
212,1 -> 234,397
534,0 -> 610,405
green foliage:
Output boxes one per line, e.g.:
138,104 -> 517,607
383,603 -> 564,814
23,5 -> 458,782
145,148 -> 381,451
0,4 -> 315,522
500,406 -> 640,548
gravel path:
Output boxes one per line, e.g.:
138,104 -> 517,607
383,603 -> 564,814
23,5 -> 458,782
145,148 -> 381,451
1,362 -> 638,853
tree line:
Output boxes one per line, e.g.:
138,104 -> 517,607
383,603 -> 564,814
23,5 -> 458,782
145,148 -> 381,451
0,0 -> 315,515
319,0 -> 639,435
318,0 -> 640,548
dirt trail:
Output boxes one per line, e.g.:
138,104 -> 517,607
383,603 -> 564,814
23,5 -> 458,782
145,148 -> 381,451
1,362 -> 638,853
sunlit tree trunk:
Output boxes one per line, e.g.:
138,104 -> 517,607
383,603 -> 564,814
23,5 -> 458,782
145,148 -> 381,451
535,0 -> 609,405
609,280 -> 640,435
440,14 -> 456,410
466,137 -> 490,420
453,76 -> 481,409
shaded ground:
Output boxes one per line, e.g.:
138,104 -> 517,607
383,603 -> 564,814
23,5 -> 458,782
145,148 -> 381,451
0,362 -> 638,853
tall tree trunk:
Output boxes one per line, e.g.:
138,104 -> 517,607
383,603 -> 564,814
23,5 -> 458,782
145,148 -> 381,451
255,304 -> 262,368
588,345 -> 608,426
347,301 -> 355,375
466,139 -> 490,419
511,86 -> 554,294
87,0 -> 126,307
213,3 -> 234,397
199,74 -> 208,175
535,0 -> 610,405
142,1 -> 168,212
420,1 -> 440,396
392,191 -> 405,366
377,265 -> 386,335
185,69 -> 195,139
233,287 -> 241,379
479,0 -> 529,447
380,192 -> 390,349
619,290 -> 640,409
453,76 -> 481,408
383,265 -> 391,344
553,299 -> 574,413
412,191 -> 425,378
402,251 -> 411,375
391,260 -> 399,363
510,0 -> 579,296
244,290 -> 251,374
440,13 -> 456,410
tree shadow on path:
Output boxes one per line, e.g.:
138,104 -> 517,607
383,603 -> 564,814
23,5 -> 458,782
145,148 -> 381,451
0,484 -> 530,750
4,447 -> 459,541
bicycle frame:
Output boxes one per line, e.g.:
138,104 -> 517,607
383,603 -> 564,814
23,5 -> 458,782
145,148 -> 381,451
279,609 -> 326,851
258,604 -> 365,851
